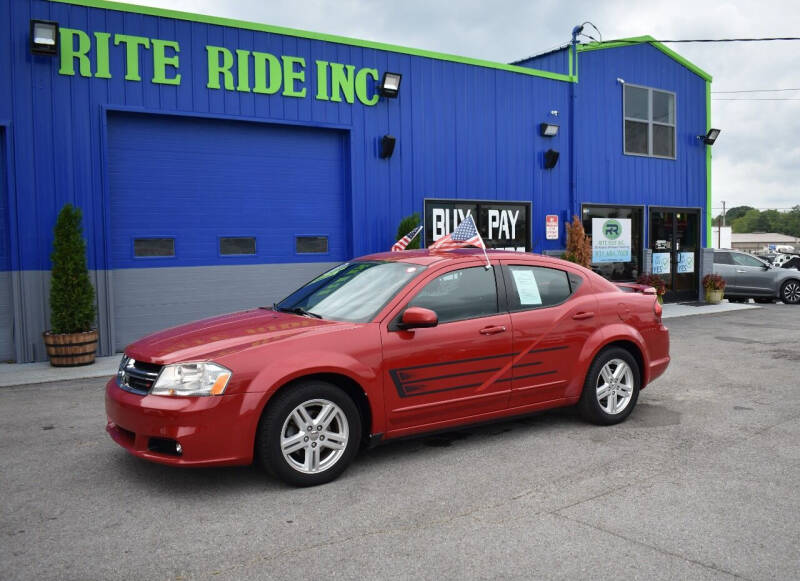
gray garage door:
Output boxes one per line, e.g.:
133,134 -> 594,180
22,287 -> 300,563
0,127 -> 14,362
107,113 -> 347,349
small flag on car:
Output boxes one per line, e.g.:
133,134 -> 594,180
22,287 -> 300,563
428,215 -> 491,268
391,225 -> 423,252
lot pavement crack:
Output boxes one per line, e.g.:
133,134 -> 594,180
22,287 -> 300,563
555,512 -> 752,580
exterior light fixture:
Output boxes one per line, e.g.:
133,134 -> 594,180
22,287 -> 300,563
30,20 -> 59,55
540,123 -> 560,137
699,128 -> 721,145
380,135 -> 396,159
378,72 -> 402,98
544,149 -> 560,169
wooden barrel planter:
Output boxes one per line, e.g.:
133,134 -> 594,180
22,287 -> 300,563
42,330 -> 98,367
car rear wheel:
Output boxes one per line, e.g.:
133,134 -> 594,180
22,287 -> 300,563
578,348 -> 640,425
256,381 -> 361,487
781,280 -> 800,305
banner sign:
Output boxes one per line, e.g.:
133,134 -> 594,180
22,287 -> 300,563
591,218 -> 632,263
652,252 -> 671,275
545,215 -> 559,240
424,199 -> 531,251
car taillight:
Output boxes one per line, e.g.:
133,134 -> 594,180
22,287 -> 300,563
654,298 -> 663,320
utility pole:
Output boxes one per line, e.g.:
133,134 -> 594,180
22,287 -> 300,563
721,201 -> 726,227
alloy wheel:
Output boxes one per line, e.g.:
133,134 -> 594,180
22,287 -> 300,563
782,281 -> 800,304
280,399 -> 349,474
595,359 -> 634,415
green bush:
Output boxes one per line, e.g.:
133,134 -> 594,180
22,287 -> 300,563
395,212 -> 421,250
49,204 -> 96,334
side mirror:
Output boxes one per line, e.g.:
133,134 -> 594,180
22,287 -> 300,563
398,307 -> 438,330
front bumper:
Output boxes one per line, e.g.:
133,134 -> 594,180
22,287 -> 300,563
105,379 -> 264,467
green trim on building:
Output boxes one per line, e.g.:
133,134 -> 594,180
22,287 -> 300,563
578,36 -> 712,82
51,0 -> 575,82
706,80 -> 713,247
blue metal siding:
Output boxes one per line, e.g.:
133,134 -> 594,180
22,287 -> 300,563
515,50 -> 569,77
7,0 -> 573,271
107,112 -> 348,266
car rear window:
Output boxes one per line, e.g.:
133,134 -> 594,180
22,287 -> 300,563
505,265 -> 573,310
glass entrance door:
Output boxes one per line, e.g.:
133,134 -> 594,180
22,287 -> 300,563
649,209 -> 700,302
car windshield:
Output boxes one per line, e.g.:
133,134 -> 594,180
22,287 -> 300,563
275,261 -> 426,322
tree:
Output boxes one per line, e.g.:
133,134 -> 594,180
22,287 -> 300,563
718,205 -> 754,223
49,204 -> 96,334
563,215 -> 592,268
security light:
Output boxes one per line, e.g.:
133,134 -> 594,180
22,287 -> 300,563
30,20 -> 59,55
378,72 -> 402,98
544,149 -> 560,169
540,123 -> 560,137
380,135 -> 396,159
699,128 -> 721,145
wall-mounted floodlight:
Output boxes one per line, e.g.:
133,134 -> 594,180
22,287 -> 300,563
378,72 -> 402,98
540,123 -> 560,137
30,20 -> 59,55
380,135 -> 396,159
699,128 -> 721,145
544,149 -> 560,169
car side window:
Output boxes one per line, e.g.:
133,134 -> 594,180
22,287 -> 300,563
732,253 -> 766,268
408,267 -> 498,323
714,252 -> 734,265
505,265 -> 572,311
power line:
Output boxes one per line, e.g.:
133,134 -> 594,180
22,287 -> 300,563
647,36 -> 800,43
712,88 -> 800,94
713,97 -> 800,101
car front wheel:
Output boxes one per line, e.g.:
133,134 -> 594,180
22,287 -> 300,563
256,381 -> 361,487
578,348 -> 640,425
781,280 -> 800,305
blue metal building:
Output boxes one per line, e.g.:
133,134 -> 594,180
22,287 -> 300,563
0,0 -> 713,362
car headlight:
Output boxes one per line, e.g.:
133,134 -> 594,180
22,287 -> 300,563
151,362 -> 232,397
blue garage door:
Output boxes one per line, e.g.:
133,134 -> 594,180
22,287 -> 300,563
0,127 -> 14,362
107,113 -> 348,348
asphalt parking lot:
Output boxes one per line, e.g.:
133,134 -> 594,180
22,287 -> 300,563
2,304 -> 799,581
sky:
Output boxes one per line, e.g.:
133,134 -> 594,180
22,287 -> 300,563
135,0 -> 800,214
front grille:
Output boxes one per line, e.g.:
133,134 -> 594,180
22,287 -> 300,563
119,357 -> 163,395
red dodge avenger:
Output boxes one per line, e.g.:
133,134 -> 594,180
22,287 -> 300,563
106,249 -> 670,486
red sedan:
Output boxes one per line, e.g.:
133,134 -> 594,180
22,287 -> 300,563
106,250 -> 670,486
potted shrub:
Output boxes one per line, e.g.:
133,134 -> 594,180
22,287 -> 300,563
702,273 -> 726,304
43,204 -> 98,366
637,274 -> 667,304
563,215 -> 592,268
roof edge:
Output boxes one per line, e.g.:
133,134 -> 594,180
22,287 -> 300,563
49,0 -> 575,83
578,36 -> 713,82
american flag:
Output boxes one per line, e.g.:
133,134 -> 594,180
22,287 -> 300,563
391,225 -> 423,252
428,215 -> 486,250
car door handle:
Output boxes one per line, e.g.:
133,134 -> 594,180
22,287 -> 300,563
572,312 -> 595,320
735,269 -> 747,273
479,325 -> 507,335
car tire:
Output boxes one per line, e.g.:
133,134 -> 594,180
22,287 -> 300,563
780,280 -> 800,305
754,297 -> 774,304
256,381 -> 362,487
578,347 -> 640,426
726,296 -> 747,303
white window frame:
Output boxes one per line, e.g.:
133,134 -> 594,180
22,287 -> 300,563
623,83 -> 677,160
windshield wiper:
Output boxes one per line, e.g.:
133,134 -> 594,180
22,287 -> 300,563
272,303 -> 322,319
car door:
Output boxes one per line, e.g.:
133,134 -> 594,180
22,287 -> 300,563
713,251 -> 740,293
380,263 -> 513,436
731,252 -> 774,295
500,261 -> 598,408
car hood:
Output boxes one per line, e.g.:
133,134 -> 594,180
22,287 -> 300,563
124,309 -> 354,365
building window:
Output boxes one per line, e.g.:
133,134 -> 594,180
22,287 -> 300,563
624,84 -> 676,159
582,205 -> 643,282
134,238 -> 174,257
296,236 -> 328,254
220,237 -> 256,256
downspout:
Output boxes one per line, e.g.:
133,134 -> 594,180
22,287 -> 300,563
569,25 -> 583,220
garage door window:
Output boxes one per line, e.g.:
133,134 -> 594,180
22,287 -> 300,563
296,236 -> 328,254
220,237 -> 256,256
134,238 -> 175,258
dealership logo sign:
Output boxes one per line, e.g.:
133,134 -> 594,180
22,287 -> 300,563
602,219 -> 622,240
591,218 -> 631,263
57,27 -> 381,106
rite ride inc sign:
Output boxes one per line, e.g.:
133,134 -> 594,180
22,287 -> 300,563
424,200 -> 531,251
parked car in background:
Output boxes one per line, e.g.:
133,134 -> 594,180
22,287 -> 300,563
781,256 -> 800,270
106,250 -> 670,486
713,249 -> 800,304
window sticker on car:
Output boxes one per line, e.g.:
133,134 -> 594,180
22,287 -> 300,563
511,269 -> 543,305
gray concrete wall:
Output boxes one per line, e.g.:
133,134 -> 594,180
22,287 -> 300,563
9,263 -> 337,362
0,271 -> 13,361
